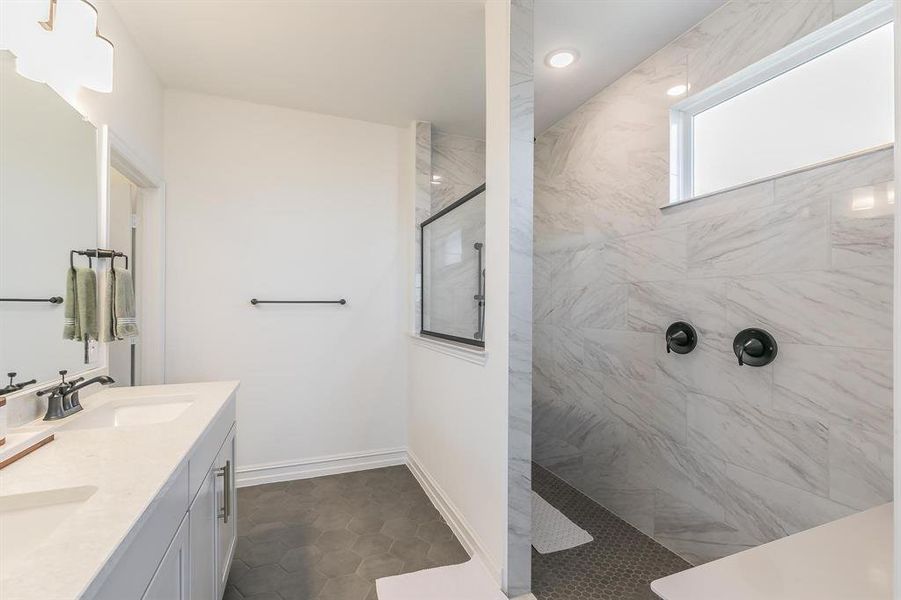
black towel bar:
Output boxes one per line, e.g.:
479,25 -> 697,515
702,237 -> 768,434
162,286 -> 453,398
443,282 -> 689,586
0,297 -> 64,304
250,299 -> 347,305
70,248 -> 129,270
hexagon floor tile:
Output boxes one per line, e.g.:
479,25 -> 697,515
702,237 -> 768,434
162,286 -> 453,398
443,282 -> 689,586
531,463 -> 690,600
225,465 -> 469,600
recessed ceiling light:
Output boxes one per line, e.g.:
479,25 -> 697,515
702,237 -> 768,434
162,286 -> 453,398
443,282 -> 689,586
666,84 -> 689,97
546,49 -> 578,69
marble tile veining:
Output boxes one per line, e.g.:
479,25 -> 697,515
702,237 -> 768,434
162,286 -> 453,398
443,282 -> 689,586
686,393 -> 829,494
725,266 -> 892,349
533,0 -> 893,568
773,343 -> 892,428
827,423 -> 893,510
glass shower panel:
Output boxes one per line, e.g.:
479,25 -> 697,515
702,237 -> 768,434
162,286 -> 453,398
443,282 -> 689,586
421,186 -> 485,346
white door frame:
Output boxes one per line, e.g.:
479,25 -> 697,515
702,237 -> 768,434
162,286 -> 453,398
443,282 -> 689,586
107,130 -> 166,385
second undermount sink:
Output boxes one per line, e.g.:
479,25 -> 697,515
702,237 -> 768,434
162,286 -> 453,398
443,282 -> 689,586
0,485 -> 98,577
56,394 -> 195,431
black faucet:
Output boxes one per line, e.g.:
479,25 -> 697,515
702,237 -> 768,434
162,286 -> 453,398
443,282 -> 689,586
0,372 -> 37,396
36,370 -> 115,421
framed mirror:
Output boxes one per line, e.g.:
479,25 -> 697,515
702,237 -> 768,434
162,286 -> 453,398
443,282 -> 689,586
0,50 -> 101,387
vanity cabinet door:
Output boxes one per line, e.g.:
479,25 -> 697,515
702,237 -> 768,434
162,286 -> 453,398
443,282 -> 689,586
142,513 -> 190,600
215,426 -> 237,593
190,466 -> 217,600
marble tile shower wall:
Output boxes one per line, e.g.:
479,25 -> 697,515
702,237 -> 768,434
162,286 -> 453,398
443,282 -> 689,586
532,0 -> 893,566
430,130 -> 486,213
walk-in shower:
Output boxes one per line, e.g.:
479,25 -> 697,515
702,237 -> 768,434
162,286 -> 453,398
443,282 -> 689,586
530,0 -> 895,597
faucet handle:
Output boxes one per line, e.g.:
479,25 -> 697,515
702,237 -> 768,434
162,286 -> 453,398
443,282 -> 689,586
59,369 -> 68,382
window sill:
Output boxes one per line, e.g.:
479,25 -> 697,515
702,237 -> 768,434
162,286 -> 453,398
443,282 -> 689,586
661,143 -> 894,210
408,334 -> 488,365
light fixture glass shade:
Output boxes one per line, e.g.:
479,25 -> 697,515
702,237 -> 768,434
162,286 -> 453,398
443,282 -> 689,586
0,0 -> 113,99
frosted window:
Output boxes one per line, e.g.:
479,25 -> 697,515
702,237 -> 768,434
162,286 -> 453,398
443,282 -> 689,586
692,23 -> 894,197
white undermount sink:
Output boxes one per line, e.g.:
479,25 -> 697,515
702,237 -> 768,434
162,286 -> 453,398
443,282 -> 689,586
56,394 -> 195,431
0,486 -> 98,577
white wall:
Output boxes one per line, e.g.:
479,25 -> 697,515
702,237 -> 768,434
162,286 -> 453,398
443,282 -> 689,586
164,91 -> 409,482
74,0 -> 164,177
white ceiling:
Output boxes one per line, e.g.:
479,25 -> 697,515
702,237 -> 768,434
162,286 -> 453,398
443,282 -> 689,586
534,0 -> 726,132
111,0 -> 725,138
109,0 -> 488,137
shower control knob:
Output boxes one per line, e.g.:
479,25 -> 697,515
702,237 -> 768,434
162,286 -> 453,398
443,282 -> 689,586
733,328 -> 777,367
665,322 -> 697,355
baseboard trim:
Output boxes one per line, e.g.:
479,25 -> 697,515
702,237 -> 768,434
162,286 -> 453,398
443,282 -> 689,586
406,449 -> 503,586
236,447 -> 407,487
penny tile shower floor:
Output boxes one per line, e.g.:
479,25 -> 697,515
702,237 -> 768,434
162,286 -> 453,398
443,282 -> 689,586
225,465 -> 469,600
532,463 -> 690,600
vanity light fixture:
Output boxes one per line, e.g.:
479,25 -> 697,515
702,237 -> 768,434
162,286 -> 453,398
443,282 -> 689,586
0,0 -> 113,102
666,84 -> 689,97
546,49 -> 578,69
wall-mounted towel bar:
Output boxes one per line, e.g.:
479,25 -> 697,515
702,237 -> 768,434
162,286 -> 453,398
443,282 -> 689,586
70,248 -> 129,270
0,297 -> 63,304
250,299 -> 347,306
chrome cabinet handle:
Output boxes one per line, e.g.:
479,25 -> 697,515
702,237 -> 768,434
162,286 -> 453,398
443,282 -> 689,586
216,460 -> 231,523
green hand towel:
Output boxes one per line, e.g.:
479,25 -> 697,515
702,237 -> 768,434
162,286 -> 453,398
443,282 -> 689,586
101,267 -> 138,341
63,268 -> 80,340
113,267 -> 138,340
63,267 -> 98,341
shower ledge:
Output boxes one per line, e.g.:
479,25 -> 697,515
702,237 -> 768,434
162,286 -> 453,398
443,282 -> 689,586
651,503 -> 891,600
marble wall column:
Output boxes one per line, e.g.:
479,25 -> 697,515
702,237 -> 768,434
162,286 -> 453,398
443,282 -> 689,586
506,0 -> 534,595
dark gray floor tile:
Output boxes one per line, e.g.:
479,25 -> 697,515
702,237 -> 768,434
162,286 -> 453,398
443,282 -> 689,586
239,539 -> 289,568
348,515 -> 384,535
234,466 -> 469,598
317,549 -> 363,577
426,539 -> 469,565
316,529 -> 359,552
352,533 -> 393,558
234,565 -> 288,596
276,568 -> 329,600
317,574 -> 372,600
356,553 -> 405,580
227,558 -> 250,585
223,584 -> 244,600
313,511 -> 353,532
246,521 -> 288,544
388,537 -> 431,562
416,520 -> 454,543
531,463 -> 690,600
381,516 -> 419,539
279,545 -> 322,572
279,523 -> 322,548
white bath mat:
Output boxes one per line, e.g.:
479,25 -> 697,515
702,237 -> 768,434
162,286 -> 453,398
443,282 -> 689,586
376,557 -> 507,600
531,490 -> 593,553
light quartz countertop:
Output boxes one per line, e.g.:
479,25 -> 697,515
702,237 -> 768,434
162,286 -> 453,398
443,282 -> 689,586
0,381 -> 239,600
651,503 -> 891,600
